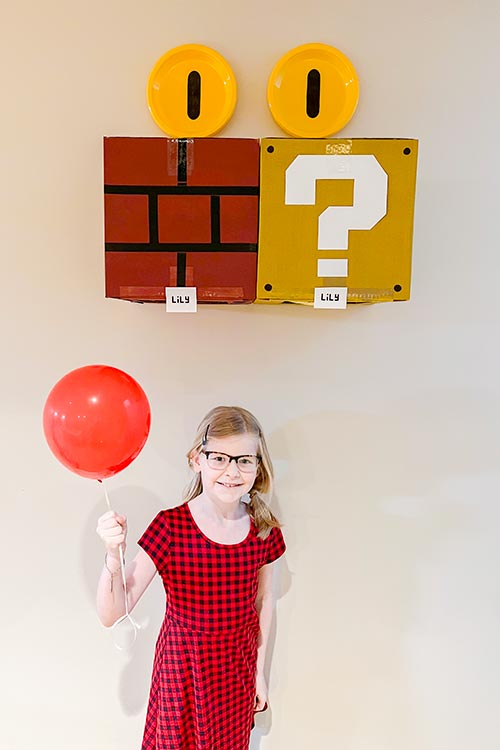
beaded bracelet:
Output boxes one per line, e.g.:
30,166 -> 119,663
104,552 -> 123,593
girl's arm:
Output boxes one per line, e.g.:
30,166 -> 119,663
96,548 -> 157,627
254,560 -> 278,708
96,511 -> 157,627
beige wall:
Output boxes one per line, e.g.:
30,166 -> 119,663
2,1 -> 500,749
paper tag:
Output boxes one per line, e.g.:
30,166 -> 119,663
314,287 -> 347,309
166,287 -> 197,313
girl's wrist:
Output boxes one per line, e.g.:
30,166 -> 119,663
105,546 -> 125,560
104,551 -> 123,574
103,552 -> 124,593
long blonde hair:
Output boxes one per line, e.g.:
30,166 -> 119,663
183,406 -> 282,539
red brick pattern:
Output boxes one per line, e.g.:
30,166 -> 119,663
104,194 -> 149,243
188,139 -> 259,186
105,252 -> 178,300
158,195 -> 211,243
104,138 -> 177,186
187,252 -> 257,301
220,196 -> 259,243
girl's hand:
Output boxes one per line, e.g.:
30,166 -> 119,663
254,672 -> 268,713
96,510 -> 127,556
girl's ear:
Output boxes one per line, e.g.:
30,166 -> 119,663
190,450 -> 202,474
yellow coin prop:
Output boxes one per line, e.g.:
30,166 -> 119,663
147,45 -> 237,137
267,43 -> 359,138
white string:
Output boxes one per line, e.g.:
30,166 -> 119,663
99,479 -> 140,650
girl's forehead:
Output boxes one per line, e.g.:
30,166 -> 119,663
204,433 -> 259,453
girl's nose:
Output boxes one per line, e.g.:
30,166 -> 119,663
225,458 -> 241,476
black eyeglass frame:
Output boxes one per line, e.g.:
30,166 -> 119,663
200,450 -> 261,470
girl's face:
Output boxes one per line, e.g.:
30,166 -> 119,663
192,433 -> 259,505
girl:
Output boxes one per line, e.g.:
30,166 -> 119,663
96,406 -> 286,750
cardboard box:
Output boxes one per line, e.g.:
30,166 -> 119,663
104,137 -> 260,303
256,138 -> 418,304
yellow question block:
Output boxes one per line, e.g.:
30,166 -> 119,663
256,138 -> 418,304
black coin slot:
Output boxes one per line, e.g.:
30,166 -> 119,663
187,71 -> 201,120
306,69 -> 321,119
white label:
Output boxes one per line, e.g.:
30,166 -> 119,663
166,287 -> 197,313
317,259 -> 348,277
314,287 -> 347,309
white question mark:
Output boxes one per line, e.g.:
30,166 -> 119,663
285,154 -> 388,283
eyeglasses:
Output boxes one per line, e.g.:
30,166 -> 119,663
201,450 -> 260,472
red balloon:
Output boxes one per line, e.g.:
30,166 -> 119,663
43,365 -> 151,479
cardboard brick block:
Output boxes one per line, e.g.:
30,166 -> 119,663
104,137 -> 260,303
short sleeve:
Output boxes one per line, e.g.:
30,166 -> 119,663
264,526 -> 286,565
137,510 -> 171,572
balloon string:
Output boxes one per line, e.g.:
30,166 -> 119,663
98,479 -> 139,649
102,482 -> 112,512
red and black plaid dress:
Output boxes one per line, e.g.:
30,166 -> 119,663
137,501 -> 286,750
